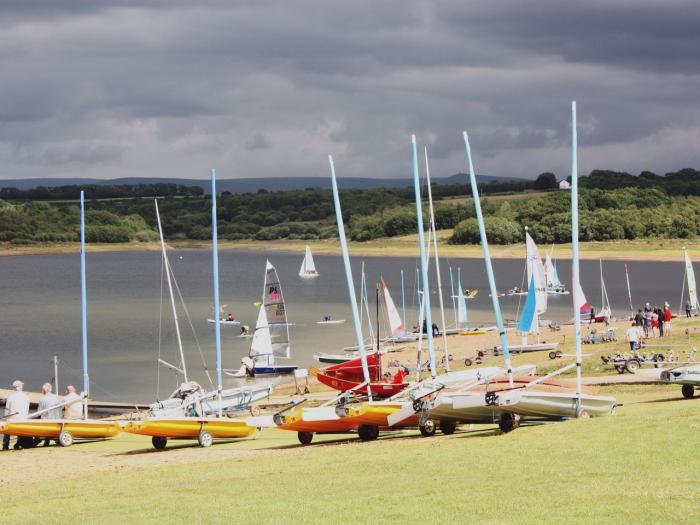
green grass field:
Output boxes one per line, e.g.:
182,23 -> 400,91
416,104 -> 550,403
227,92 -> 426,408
3,380 -> 699,524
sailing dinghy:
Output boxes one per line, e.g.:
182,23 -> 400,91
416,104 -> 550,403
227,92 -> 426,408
545,248 -> 568,295
0,192 -> 121,447
235,261 -> 298,376
679,248 -> 699,316
299,245 -> 320,279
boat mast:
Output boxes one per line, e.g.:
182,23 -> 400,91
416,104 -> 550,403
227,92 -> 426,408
329,156 -> 372,398
411,135 -> 436,378
424,147 -> 450,372
462,132 -> 513,386
210,169 -> 223,415
625,264 -> 633,314
79,191 -> 89,419
571,101 -> 583,416
155,200 -> 188,382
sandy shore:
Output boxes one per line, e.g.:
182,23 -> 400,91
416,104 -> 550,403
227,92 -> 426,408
1,236 -> 698,261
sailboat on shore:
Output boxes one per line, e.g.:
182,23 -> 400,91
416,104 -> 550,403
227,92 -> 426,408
299,245 -> 320,279
679,247 -> 699,316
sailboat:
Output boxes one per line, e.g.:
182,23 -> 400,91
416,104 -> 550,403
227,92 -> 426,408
142,200 -> 272,419
679,248 -> 699,316
299,245 -> 320,279
0,192 -> 121,447
490,102 -> 617,421
595,259 -> 613,322
124,170 -> 264,448
238,261 -> 298,376
207,305 -> 240,326
544,248 -> 569,295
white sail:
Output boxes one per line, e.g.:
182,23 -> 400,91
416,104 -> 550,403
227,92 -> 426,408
249,306 -> 273,357
457,286 -> 468,324
262,260 -> 291,358
685,249 -> 700,311
545,252 -> 562,289
299,245 -> 319,278
381,277 -> 404,337
525,231 -> 547,315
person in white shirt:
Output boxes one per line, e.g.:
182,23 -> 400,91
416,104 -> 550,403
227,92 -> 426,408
626,322 -> 641,353
37,383 -> 61,447
63,385 -> 83,420
3,380 -> 30,450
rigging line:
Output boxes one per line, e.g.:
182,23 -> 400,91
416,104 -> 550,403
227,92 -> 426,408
56,359 -> 123,402
157,253 -> 165,398
167,256 -> 214,386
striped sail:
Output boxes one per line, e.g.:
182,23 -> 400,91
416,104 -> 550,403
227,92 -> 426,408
262,260 -> 291,358
381,277 -> 404,337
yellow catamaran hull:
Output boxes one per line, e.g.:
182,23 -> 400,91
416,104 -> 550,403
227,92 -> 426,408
0,419 -> 121,440
124,418 -> 257,440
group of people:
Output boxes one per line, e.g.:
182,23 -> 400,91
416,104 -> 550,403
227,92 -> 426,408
627,302 -> 673,351
2,380 -> 83,450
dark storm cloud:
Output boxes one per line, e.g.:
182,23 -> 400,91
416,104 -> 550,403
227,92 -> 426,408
0,0 -> 698,180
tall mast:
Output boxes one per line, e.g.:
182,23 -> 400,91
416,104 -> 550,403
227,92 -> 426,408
400,269 -> 406,332
462,132 -> 513,386
424,147 -> 450,371
625,264 -> 633,314
211,169 -> 223,414
79,191 -> 89,419
155,200 -> 188,382
329,156 -> 371,398
571,101 -> 583,415
411,135 -> 436,378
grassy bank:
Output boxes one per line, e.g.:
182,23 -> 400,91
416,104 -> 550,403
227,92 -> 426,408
2,382 -> 699,524
2,236 -> 700,261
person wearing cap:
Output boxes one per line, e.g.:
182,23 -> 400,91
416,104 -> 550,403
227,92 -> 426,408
63,385 -> 83,420
3,380 -> 30,450
36,383 -> 61,446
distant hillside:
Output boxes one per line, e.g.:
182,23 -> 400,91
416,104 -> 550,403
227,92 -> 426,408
0,174 -> 516,194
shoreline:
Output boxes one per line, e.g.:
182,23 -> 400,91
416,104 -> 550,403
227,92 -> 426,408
1,238 -> 698,261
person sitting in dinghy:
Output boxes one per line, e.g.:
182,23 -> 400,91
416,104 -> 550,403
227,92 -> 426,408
227,313 -> 235,322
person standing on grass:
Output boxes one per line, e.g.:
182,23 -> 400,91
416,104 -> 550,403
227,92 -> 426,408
685,300 -> 692,318
634,309 -> 644,327
2,380 -> 30,450
63,385 -> 82,420
664,303 -> 672,336
656,307 -> 664,337
643,308 -> 652,338
36,383 -> 61,447
626,322 -> 641,353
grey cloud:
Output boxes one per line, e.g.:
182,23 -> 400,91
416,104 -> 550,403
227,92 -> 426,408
0,1 -> 698,182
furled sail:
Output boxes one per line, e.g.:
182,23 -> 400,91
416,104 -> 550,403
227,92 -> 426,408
457,275 -> 468,324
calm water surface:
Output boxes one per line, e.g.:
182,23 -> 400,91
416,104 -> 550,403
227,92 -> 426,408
0,249 -> 686,402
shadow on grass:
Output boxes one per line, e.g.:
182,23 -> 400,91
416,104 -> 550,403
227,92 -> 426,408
111,438 -> 254,456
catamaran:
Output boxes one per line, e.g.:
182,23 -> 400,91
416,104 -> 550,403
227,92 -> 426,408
124,171 -> 264,448
235,261 -> 298,376
299,245 -> 320,279
0,192 -> 121,447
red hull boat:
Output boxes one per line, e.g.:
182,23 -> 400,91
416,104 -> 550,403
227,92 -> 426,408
310,353 -> 408,398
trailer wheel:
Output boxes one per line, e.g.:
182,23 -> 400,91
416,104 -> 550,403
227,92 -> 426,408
440,421 -> 457,435
249,404 -> 261,416
358,424 -> 379,441
498,413 -> 521,433
152,436 -> 167,450
297,431 -> 314,445
58,430 -> 74,447
682,384 -> 695,399
625,359 -> 641,374
198,430 -> 213,448
464,358 -> 473,367
548,351 -> 557,360
419,419 -> 436,437
654,354 -> 665,368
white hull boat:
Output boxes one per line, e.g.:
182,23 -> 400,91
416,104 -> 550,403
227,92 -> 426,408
495,390 -> 618,418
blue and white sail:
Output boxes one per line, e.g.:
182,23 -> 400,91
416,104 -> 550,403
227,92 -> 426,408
517,275 -> 538,334
545,250 -> 563,291
525,230 -> 547,330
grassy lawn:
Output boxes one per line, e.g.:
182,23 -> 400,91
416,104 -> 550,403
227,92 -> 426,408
3,380 -> 699,524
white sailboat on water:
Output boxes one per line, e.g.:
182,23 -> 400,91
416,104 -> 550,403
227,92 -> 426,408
299,245 -> 320,279
679,248 -> 699,316
544,248 -> 569,295
597,259 -> 613,322
237,260 -> 298,376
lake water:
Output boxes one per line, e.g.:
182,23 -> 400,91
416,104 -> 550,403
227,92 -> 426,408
0,249 -> 685,402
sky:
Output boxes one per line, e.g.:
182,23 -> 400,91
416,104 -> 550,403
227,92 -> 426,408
1,0 -> 699,181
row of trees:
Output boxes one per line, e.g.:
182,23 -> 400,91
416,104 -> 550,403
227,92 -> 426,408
0,183 -> 204,201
